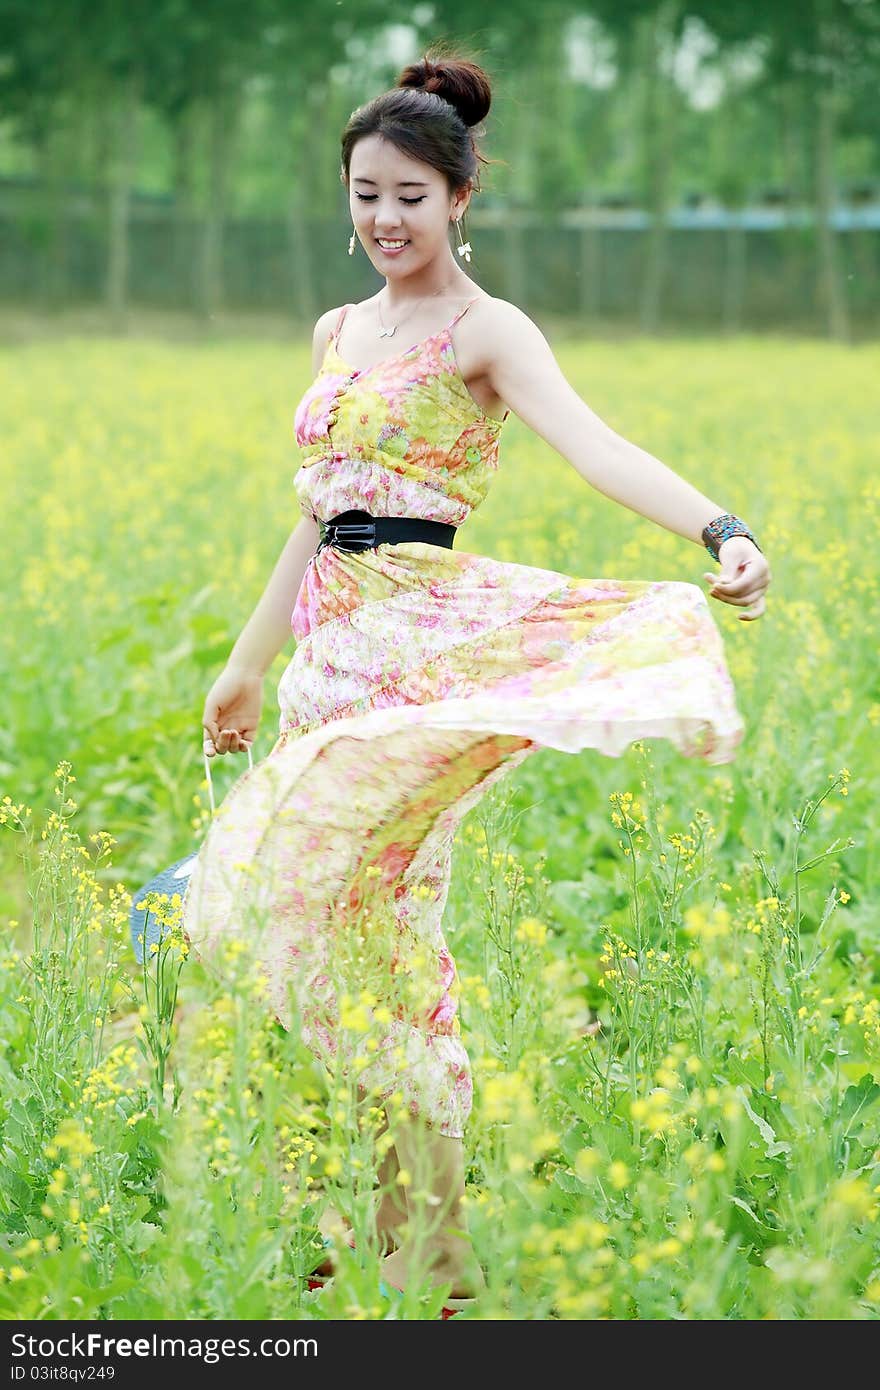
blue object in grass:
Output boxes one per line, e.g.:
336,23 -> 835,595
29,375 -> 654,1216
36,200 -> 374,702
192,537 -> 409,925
129,852 -> 201,964
128,744 -> 253,964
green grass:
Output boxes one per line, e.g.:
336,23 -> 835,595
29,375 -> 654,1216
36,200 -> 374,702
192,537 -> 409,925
0,332 -> 877,1318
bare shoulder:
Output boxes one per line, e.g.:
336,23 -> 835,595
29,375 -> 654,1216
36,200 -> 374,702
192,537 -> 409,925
478,295 -> 547,341
311,305 -> 346,375
464,295 -> 550,370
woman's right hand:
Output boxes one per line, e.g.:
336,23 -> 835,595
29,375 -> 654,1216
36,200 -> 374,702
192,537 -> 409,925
202,665 -> 264,757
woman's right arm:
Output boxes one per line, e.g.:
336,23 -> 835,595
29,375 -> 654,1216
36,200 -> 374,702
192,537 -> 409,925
226,305 -> 340,675
203,515 -> 320,756
225,512 -> 319,677
204,308 -> 339,754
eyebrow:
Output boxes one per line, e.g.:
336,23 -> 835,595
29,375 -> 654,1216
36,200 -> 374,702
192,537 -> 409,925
353,178 -> 429,187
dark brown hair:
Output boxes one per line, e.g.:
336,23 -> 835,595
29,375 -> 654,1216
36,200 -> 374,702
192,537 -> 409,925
339,46 -> 495,204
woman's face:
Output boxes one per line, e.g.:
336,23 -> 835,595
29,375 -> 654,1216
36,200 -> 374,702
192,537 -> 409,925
346,133 -> 469,278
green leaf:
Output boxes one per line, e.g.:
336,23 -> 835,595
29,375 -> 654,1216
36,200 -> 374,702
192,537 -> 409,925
127,1220 -> 161,1254
0,1163 -> 33,1213
737,1088 -> 791,1160
840,1074 -> 880,1136
553,1168 -> 591,1196
66,1273 -> 139,1314
591,1118 -> 634,1164
729,1194 -> 773,1229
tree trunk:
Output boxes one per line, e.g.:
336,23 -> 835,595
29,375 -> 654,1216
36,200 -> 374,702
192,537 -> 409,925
195,87 -> 239,322
285,84 -> 325,327
171,102 -> 200,313
712,52 -> 751,336
531,9 -> 577,216
850,225 -> 876,338
34,124 -> 68,312
579,222 -> 602,322
637,2 -> 679,334
505,217 -> 529,310
287,199 -> 318,328
777,80 -> 807,327
104,66 -> 141,332
505,66 -> 534,311
721,221 -> 747,336
814,72 -> 849,341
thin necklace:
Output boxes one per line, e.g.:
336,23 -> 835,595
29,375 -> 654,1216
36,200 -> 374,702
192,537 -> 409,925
376,276 -> 463,339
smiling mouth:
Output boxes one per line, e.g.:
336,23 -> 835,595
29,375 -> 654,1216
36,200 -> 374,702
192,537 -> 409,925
375,239 -> 410,249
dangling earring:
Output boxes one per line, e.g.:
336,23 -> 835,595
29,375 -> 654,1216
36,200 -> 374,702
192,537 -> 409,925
348,228 -> 356,256
454,217 -> 472,263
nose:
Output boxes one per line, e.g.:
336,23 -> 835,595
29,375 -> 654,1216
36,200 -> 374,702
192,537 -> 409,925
364,202 -> 405,232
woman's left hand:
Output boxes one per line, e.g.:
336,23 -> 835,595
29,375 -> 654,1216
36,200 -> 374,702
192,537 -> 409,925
703,537 -> 771,621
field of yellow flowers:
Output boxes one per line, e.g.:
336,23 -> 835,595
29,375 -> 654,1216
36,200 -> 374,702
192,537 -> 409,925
1,328 -> 878,1319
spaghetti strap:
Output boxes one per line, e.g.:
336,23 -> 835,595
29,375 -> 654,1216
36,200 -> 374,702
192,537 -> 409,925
447,296 -> 482,330
332,303 -> 354,343
333,296 -> 478,350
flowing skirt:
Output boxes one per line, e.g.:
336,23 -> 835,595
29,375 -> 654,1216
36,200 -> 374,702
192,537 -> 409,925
181,544 -> 744,1137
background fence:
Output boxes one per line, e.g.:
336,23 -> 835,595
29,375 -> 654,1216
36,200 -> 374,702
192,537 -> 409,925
2,183 -> 879,333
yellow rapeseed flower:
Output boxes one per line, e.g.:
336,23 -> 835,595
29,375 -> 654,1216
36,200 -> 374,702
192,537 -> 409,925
608,1160 -> 629,1190
515,917 -> 549,946
574,1148 -> 600,1179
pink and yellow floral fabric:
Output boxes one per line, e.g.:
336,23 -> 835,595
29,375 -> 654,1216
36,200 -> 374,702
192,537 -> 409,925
181,298 -> 745,1138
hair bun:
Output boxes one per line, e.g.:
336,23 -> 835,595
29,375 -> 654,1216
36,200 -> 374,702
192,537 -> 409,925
398,51 -> 492,129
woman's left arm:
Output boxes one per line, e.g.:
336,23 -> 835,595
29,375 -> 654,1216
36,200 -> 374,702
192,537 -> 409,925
481,301 -> 772,621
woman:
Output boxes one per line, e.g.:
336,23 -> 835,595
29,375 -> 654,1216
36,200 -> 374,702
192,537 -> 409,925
182,51 -> 771,1309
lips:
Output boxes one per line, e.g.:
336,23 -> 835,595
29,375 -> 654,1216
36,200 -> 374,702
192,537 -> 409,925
376,239 -> 409,252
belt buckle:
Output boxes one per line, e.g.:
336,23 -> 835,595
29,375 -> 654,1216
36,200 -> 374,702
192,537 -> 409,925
331,519 -> 376,552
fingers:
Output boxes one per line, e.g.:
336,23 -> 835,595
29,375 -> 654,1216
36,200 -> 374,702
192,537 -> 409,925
703,572 -> 767,622
203,726 -> 253,757
703,566 -> 758,599
204,726 -> 232,757
712,589 -> 768,616
703,564 -> 771,620
203,714 -> 219,758
720,585 -> 766,606
706,554 -> 772,588
738,596 -> 766,622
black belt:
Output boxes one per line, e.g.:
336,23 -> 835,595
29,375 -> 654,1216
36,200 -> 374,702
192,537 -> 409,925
315,509 -> 457,554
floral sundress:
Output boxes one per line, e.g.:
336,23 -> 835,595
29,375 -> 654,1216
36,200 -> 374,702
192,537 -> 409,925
180,296 -> 745,1138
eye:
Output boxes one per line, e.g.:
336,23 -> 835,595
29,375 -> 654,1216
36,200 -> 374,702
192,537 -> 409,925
355,193 -> 425,205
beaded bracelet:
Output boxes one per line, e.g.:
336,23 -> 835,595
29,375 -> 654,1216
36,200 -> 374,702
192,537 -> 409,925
701,513 -> 763,564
